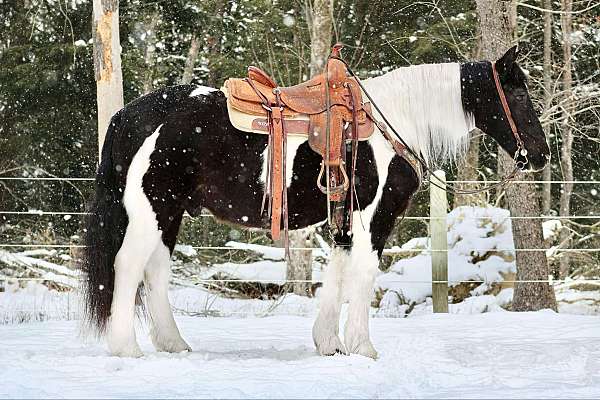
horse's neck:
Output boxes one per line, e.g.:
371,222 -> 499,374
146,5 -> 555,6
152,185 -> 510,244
362,63 -> 474,166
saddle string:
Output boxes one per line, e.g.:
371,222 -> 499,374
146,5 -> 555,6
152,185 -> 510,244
276,90 -> 291,258
330,55 -> 527,196
324,49 -> 355,235
324,55 -> 333,228
246,77 -> 289,253
264,111 -> 274,216
247,77 -> 273,217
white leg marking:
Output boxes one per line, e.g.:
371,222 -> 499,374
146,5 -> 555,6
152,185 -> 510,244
107,125 -> 164,358
145,243 -> 191,353
343,226 -> 379,359
313,248 -> 348,355
342,133 -> 395,359
260,136 -> 306,188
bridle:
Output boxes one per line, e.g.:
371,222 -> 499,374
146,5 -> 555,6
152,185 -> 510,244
331,55 -> 530,195
491,61 -> 529,171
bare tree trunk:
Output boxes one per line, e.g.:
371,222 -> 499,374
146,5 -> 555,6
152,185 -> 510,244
93,0 -> 124,158
491,0 -> 517,188
206,1 -> 225,87
142,11 -> 159,95
308,0 -> 333,77
180,36 -> 200,85
454,30 -> 484,207
476,0 -> 557,311
541,162 -> 552,213
558,0 -> 574,279
285,0 -> 334,296
454,134 -> 485,207
541,0 -> 553,214
285,228 -> 314,296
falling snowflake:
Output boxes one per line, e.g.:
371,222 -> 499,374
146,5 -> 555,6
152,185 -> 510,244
283,15 -> 295,27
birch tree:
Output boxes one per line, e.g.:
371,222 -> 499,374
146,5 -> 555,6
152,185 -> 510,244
454,134 -> 484,207
454,41 -> 485,208
308,0 -> 333,77
540,0 -> 553,214
475,0 -> 557,311
206,0 -> 225,88
180,36 -> 200,85
141,11 -> 160,95
93,0 -> 124,156
559,0 -> 574,278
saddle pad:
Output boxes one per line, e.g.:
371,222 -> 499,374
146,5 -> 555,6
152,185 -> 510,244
223,85 -> 310,136
227,100 -> 309,137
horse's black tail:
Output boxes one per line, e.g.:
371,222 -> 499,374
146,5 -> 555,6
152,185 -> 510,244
81,111 -> 128,334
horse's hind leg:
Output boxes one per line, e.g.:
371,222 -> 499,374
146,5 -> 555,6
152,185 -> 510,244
108,220 -> 160,357
107,125 -> 163,357
144,215 -> 191,353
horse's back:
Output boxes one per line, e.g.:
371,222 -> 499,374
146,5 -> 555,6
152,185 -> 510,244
111,86 -> 220,149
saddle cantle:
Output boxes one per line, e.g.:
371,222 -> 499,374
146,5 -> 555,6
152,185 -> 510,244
222,44 -> 376,247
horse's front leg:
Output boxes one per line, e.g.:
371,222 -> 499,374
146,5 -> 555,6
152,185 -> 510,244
312,247 -> 349,355
343,226 -> 379,359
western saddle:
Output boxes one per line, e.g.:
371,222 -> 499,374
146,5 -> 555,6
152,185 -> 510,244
223,44 -> 418,250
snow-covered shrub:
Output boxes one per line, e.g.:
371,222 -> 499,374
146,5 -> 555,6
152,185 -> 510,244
375,206 -> 517,316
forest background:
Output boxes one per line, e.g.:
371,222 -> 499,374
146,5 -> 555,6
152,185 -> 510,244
0,0 -> 598,295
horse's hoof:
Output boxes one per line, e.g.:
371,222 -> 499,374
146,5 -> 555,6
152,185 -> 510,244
314,334 -> 348,356
109,344 -> 144,358
154,337 -> 192,354
345,337 -> 378,360
107,332 -> 144,358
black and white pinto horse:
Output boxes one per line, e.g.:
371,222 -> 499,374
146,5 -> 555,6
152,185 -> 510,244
82,46 -> 549,358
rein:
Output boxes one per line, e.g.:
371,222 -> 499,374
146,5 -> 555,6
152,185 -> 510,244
330,55 -> 528,195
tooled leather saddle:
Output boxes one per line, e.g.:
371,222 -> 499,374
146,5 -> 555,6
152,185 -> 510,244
223,44 -> 421,251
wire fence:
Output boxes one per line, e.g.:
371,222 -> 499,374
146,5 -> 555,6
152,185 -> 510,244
3,210 -> 600,220
0,243 -> 599,253
1,175 -> 599,288
1,176 -> 599,184
2,276 -> 600,285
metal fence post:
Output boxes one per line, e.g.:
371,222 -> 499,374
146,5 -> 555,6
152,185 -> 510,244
430,170 -> 449,313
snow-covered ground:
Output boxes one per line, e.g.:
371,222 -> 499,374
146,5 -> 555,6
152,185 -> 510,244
1,205 -> 598,397
1,312 -> 599,398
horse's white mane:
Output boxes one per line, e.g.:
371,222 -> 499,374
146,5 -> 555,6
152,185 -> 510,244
362,63 -> 475,166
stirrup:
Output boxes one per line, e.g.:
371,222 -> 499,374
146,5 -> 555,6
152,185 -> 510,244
316,161 -> 349,198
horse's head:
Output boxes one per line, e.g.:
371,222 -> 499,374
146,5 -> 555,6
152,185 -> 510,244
462,46 -> 550,171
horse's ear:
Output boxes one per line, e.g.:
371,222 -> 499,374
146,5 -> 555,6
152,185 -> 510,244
495,45 -> 519,80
